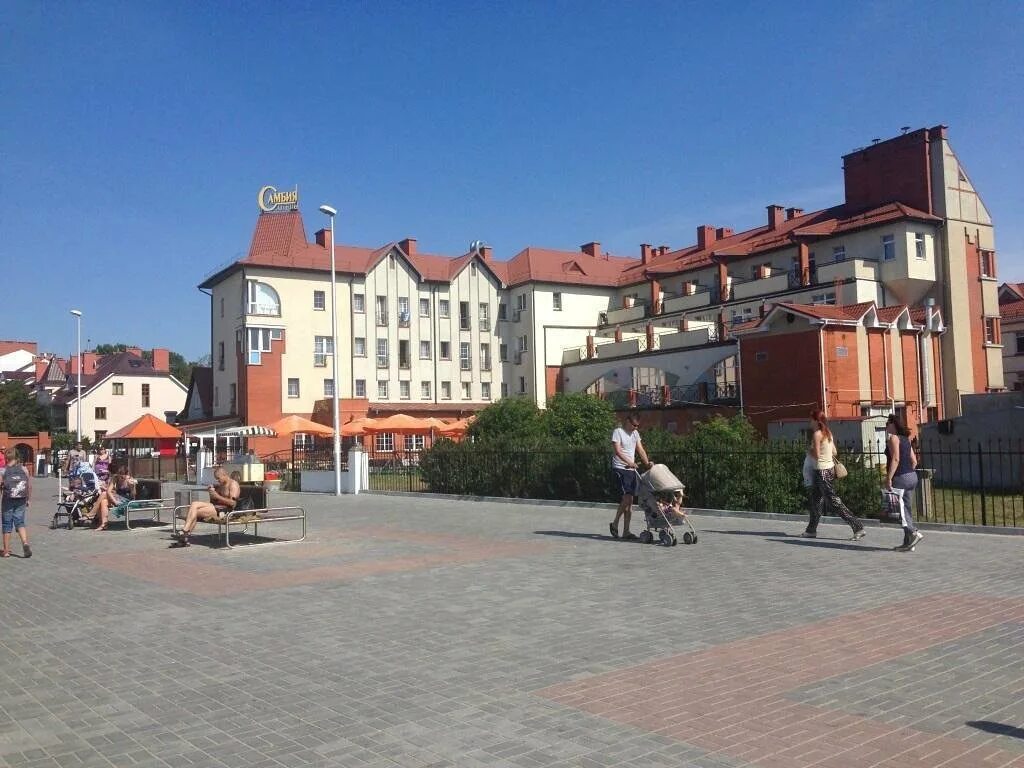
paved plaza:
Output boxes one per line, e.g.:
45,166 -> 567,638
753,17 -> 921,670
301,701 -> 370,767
1,477 -> 1023,768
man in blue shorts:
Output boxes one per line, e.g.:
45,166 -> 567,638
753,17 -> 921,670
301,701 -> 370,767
609,415 -> 650,540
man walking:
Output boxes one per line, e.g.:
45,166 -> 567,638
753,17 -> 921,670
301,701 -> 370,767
610,415 -> 650,540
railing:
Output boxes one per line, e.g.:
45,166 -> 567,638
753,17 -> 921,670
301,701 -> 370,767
602,383 -> 739,409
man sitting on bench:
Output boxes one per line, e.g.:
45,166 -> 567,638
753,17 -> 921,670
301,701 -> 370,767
171,467 -> 240,548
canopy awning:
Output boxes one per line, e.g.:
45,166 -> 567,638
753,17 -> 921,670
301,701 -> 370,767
340,417 -> 376,436
266,414 -> 335,437
364,413 -> 438,435
219,425 -> 277,437
105,414 -> 182,440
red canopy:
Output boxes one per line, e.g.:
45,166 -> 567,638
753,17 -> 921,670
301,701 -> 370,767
105,414 -> 182,440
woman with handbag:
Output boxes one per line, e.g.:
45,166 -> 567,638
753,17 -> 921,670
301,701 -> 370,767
885,413 -> 922,552
802,409 -> 865,540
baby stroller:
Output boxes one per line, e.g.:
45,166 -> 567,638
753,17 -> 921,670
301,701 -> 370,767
635,464 -> 698,546
52,466 -> 101,530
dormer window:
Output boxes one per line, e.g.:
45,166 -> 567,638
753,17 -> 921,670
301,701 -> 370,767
246,280 -> 281,316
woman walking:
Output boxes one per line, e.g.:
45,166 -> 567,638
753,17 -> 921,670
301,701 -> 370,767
885,413 -> 922,552
802,410 -> 865,540
1,449 -> 33,558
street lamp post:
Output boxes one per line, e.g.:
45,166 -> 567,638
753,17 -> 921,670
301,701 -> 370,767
318,204 -> 342,496
69,310 -> 83,442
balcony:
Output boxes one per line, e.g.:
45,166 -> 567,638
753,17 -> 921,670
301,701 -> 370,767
398,311 -> 411,328
376,356 -> 389,369
662,288 -> 712,314
605,303 -> 647,325
816,257 -> 880,285
731,272 -> 791,301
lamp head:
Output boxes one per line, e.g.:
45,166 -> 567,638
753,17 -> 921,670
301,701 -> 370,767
319,204 -> 337,217
70,309 -> 82,317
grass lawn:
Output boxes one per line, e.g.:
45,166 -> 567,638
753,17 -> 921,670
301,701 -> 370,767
924,488 -> 1024,527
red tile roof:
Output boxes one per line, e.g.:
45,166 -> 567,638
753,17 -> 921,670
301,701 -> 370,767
501,247 -> 638,288
620,202 -> 939,285
1001,299 -> 1024,322
1000,282 -> 1024,302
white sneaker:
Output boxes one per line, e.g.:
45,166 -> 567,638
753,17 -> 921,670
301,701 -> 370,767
907,531 -> 923,550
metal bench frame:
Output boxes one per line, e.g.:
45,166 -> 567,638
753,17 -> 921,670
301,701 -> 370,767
121,498 -> 176,530
171,504 -> 306,549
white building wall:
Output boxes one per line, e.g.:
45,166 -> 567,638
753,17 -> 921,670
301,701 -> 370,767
68,375 -> 187,440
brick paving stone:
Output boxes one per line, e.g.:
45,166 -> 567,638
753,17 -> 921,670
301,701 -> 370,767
2,477 -> 1023,767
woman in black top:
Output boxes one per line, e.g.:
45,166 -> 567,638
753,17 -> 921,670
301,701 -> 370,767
885,413 -> 921,552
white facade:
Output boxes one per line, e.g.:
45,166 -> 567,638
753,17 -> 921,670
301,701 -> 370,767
63,374 -> 187,442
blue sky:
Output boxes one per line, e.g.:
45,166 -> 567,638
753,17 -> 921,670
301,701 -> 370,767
3,1 -> 1022,362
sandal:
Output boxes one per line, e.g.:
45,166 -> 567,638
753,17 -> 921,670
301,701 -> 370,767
0,551 -> 9,558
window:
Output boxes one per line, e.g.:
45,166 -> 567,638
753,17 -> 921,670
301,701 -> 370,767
552,292 -> 562,311
389,253 -> 396,269
482,382 -> 491,400
247,327 -> 281,364
355,379 -> 366,398
808,251 -> 817,282
499,344 -> 508,362
220,297 -> 224,318
246,280 -> 281,316
419,340 -> 431,359
314,336 -> 333,367
323,379 -> 334,397
287,378 -> 300,398
836,346 -> 849,358
441,381 -> 451,400
95,407 -> 106,420
755,351 -> 768,362
400,381 -> 410,399
460,342 -> 471,370
927,406 -> 939,422
498,303 -> 507,321
229,383 -> 236,415
141,383 -> 150,407
440,341 -> 451,360
112,382 -> 124,395
398,297 -> 410,326
354,337 -> 366,357
376,296 -> 388,326
459,301 -> 471,330
218,342 -> 225,371
376,339 -> 389,368
421,381 -> 431,399
353,293 -> 365,313
811,291 -> 837,305
461,382 -> 472,399
480,343 -> 491,371
313,290 -> 325,310
984,317 -> 1000,345
439,299 -> 450,318
832,246 -> 846,262
479,303 -> 489,323
405,434 -> 425,451
516,294 -> 527,311
1016,332 -> 1024,356
419,298 -> 430,317
500,383 -> 509,398
94,430 -> 106,443
980,250 -> 995,278
375,432 -> 394,452
914,233 -> 926,260
518,376 -> 526,394
517,335 -> 528,352
378,380 -> 389,398
471,262 -> 477,276
399,340 -> 411,369
882,234 -> 896,261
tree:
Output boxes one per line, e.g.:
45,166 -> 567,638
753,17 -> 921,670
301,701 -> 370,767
467,397 -> 546,445
169,352 -> 192,383
543,393 -> 616,447
0,381 -> 49,434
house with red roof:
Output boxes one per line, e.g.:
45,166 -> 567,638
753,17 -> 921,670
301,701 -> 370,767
998,282 -> 1024,390
195,124 -> 1003,449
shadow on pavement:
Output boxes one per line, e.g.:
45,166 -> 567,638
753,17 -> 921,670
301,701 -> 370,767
534,530 -> 637,542
768,538 -> 892,553
701,529 -> 791,537
966,721 -> 1024,740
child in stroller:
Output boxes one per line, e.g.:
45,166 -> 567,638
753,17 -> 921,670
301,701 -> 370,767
635,464 -> 698,546
52,463 -> 101,529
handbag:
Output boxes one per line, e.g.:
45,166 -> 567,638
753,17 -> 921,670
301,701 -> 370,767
834,459 -> 848,479
881,489 -> 902,520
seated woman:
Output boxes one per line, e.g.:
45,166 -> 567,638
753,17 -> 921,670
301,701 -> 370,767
93,465 -> 137,530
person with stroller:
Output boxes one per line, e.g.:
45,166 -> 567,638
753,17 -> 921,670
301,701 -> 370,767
884,413 -> 922,552
803,409 -> 865,540
1,449 -> 33,558
170,467 -> 240,548
92,465 -> 137,531
609,415 -> 650,540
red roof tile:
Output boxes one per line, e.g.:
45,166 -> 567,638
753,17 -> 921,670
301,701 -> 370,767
503,247 -> 638,288
1001,299 -> 1024,322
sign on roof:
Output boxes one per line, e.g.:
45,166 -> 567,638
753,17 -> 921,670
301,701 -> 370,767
258,185 -> 298,212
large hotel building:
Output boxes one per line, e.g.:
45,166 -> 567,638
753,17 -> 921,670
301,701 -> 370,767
188,125 -> 1004,451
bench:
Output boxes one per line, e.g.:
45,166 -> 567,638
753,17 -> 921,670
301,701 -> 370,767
117,478 -> 175,530
171,485 -> 306,549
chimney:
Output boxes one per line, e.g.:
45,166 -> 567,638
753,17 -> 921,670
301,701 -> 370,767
716,227 -> 734,240
83,352 -> 100,373
126,346 -> 142,357
152,348 -> 170,372
697,225 -> 716,250
314,228 -> 332,249
580,241 -> 600,258
399,238 -> 417,256
34,359 -> 47,381
658,245 -> 669,256
480,245 -> 492,260
767,205 -> 785,230
785,207 -> 804,220
640,244 -> 652,264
